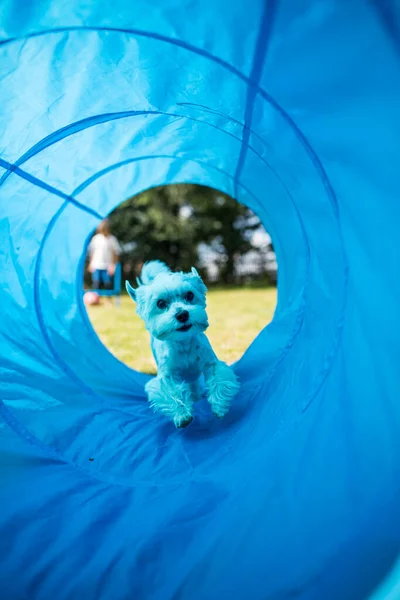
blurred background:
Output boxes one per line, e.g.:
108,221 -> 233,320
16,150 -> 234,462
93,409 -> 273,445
85,184 -> 278,373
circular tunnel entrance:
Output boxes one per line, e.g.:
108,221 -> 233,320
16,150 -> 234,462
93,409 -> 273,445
83,183 -> 278,375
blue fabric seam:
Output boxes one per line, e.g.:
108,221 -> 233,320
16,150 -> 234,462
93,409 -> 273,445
0,111 -> 153,187
0,108 -> 272,189
32,201 -> 109,401
0,25 -> 252,86
0,158 -> 103,219
234,0 -> 277,197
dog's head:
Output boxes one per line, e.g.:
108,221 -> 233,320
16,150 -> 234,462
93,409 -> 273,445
126,268 -> 209,341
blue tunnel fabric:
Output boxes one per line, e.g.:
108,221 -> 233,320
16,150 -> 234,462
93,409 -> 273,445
0,1 -> 400,598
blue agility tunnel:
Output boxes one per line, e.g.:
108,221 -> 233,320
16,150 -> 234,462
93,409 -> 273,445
1,1 -> 400,598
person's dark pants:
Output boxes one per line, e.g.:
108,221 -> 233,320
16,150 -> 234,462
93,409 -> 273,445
92,269 -> 112,289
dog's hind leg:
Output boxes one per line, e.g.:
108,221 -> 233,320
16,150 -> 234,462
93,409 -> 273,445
204,361 -> 240,419
145,376 -> 194,428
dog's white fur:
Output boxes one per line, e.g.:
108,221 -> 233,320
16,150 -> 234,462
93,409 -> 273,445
126,261 -> 240,427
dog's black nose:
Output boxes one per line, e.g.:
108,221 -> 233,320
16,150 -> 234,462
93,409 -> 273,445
176,309 -> 189,323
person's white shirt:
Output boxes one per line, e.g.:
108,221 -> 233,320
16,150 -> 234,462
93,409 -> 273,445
89,233 -> 121,270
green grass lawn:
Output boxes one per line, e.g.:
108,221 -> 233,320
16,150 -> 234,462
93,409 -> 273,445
87,287 -> 277,374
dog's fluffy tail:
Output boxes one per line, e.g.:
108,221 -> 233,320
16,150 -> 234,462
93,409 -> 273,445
140,260 -> 170,285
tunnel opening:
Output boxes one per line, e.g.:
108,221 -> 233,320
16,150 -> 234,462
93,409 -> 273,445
82,183 -> 278,374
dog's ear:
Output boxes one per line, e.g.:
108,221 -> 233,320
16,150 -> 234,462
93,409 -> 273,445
125,281 -> 136,302
190,266 -> 207,294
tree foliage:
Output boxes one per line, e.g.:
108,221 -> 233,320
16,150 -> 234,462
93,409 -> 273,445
109,184 -> 262,283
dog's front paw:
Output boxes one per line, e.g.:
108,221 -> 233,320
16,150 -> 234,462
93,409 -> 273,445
174,414 -> 193,428
206,361 -> 240,420
212,405 -> 229,419
210,389 -> 232,418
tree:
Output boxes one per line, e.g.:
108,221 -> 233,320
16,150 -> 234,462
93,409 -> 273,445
109,185 -> 198,273
184,186 -> 261,283
108,184 -> 262,283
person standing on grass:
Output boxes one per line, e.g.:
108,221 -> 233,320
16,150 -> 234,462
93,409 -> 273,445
88,219 -> 121,291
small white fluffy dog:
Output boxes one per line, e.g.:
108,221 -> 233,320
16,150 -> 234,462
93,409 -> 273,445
126,261 -> 240,428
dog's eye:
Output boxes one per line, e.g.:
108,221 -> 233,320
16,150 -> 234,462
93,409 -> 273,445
185,291 -> 194,302
157,299 -> 168,310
